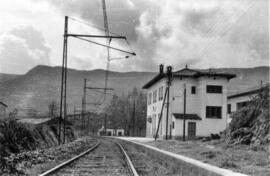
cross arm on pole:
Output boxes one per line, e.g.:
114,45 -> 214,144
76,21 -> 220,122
73,36 -> 136,56
66,34 -> 126,39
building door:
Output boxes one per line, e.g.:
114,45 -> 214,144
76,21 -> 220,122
188,122 -> 196,140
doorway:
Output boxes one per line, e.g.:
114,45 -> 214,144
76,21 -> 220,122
188,122 -> 196,140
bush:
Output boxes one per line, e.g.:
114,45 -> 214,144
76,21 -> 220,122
0,119 -> 38,174
0,119 -> 37,153
228,86 -> 269,145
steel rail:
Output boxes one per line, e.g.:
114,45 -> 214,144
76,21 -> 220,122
115,141 -> 139,176
39,139 -> 100,176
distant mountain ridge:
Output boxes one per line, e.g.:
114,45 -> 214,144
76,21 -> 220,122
0,65 -> 269,116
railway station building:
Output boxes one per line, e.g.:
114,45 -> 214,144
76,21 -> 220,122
143,65 -> 236,139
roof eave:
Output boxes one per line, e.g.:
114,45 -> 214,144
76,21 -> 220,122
195,73 -> 236,79
142,73 -> 166,89
228,89 -> 261,99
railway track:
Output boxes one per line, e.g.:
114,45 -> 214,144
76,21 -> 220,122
39,138 -> 139,176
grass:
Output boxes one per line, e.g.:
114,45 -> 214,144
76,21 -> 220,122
145,139 -> 269,176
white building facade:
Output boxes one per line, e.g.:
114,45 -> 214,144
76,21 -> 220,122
143,65 -> 236,139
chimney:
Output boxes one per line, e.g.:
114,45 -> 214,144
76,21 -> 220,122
166,66 -> 173,77
167,66 -> 172,73
159,64 -> 164,74
166,66 -> 173,84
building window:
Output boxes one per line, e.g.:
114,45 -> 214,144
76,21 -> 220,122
206,85 -> 222,93
206,106 -> 222,118
191,86 -> 196,94
159,86 -> 164,101
148,92 -> 152,105
147,116 -> 152,123
237,101 -> 250,110
227,104 -> 231,114
153,90 -> 157,103
172,121 -> 175,129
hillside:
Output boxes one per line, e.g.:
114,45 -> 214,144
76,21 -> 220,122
0,73 -> 21,83
0,65 -> 269,116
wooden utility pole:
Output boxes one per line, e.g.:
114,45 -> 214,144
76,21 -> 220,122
165,66 -> 172,140
59,16 -> 68,145
81,78 -> 87,130
132,99 -> 135,137
155,88 -> 168,140
104,114 -> 107,135
183,83 -> 186,141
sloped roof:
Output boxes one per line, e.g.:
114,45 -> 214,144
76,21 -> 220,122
228,83 -> 269,99
142,67 -> 236,89
174,68 -> 199,76
173,113 -> 202,120
0,102 -> 8,107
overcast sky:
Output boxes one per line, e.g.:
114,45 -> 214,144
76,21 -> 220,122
0,0 -> 268,74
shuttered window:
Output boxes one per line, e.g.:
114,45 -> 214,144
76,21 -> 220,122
206,85 -> 222,93
191,86 -> 196,94
148,92 -> 152,105
159,86 -> 164,101
206,106 -> 222,119
227,104 -> 231,114
153,90 -> 157,103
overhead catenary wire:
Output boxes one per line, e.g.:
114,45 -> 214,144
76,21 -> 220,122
68,16 -> 136,55
68,16 -> 122,37
57,1 -> 137,123
68,12 -> 136,106
72,36 -> 136,56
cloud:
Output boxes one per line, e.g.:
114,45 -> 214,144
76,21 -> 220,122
34,0 -> 150,41
69,55 -> 92,70
133,0 -> 269,70
0,26 -> 51,74
30,0 -> 268,72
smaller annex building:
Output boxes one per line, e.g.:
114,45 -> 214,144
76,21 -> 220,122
97,125 -> 125,136
143,65 -> 236,140
227,83 -> 269,121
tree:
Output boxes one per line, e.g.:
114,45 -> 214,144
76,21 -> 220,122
48,101 -> 58,118
104,87 -> 147,136
27,108 -> 37,118
8,108 -> 18,119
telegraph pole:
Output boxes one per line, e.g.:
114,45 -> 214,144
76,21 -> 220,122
155,88 -> 168,140
81,78 -> 87,130
63,16 -> 68,144
59,16 -> 68,145
104,114 -> 107,135
183,83 -> 186,141
165,66 -> 172,140
132,99 -> 135,137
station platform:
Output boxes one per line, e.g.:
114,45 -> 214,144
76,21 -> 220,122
117,137 -> 155,143
116,137 -> 248,176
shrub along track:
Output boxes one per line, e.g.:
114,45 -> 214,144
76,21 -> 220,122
40,138 -> 138,176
